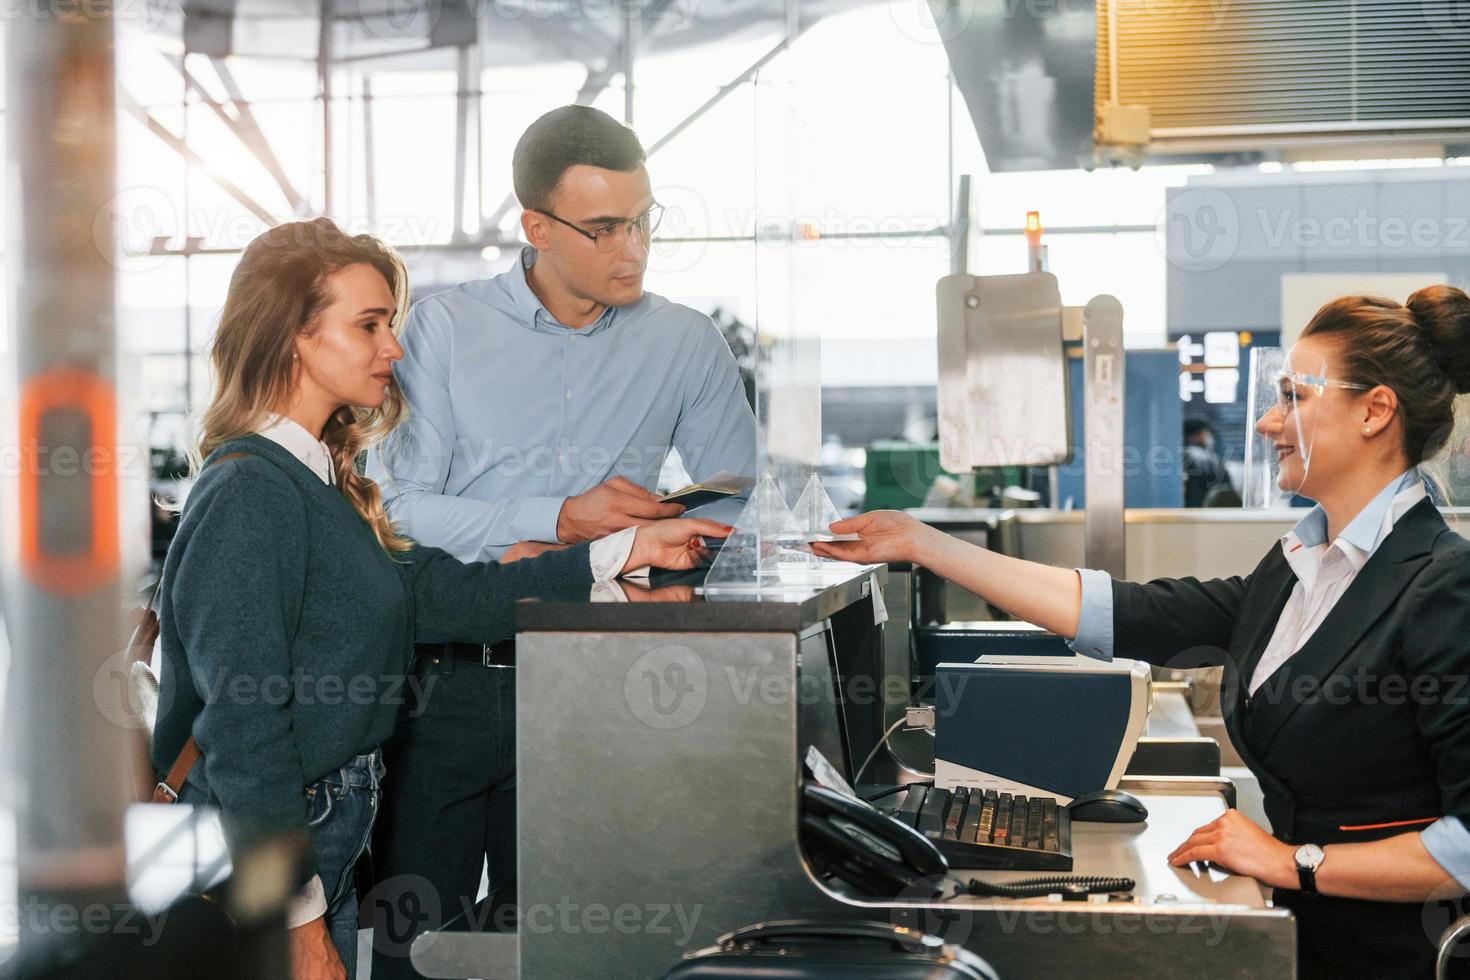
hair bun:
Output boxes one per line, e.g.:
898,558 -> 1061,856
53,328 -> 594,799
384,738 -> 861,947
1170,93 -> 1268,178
1407,285 -> 1470,395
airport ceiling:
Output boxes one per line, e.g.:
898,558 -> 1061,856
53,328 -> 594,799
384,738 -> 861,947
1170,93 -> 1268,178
173,0 -> 875,67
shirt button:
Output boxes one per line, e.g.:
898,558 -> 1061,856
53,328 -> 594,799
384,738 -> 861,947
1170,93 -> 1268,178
565,390 -> 571,400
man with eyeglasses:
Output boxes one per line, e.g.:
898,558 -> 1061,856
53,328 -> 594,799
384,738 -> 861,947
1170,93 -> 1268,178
365,105 -> 756,979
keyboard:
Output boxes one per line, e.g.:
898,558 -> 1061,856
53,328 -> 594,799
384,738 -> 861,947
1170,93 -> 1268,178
885,785 -> 1073,871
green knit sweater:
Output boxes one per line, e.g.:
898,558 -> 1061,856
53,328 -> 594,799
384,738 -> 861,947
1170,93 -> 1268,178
152,435 -> 593,877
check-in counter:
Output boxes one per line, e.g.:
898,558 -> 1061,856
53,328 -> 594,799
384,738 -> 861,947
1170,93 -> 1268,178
407,565 -> 1295,980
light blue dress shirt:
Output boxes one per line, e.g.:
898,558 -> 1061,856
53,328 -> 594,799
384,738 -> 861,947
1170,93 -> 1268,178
1068,468 -> 1470,885
366,247 -> 757,563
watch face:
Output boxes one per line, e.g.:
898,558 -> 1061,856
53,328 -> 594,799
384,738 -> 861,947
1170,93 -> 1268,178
1296,843 -> 1325,869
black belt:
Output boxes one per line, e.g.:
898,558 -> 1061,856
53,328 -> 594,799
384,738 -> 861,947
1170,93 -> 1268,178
416,639 -> 516,669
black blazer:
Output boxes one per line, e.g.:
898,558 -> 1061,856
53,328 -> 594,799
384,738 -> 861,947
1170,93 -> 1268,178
1113,497 -> 1470,979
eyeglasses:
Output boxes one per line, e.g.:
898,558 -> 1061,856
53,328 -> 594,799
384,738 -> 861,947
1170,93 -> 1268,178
534,202 -> 665,254
1273,370 -> 1371,414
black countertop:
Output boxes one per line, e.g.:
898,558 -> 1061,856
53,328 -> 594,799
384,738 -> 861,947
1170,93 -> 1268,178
514,563 -> 887,633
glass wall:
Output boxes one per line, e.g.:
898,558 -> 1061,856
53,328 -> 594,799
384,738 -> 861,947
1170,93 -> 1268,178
100,0 -> 1470,509
107,0 -> 1215,417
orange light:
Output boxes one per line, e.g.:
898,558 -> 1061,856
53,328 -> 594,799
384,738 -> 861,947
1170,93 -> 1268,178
1239,331 -> 1253,346
18,368 -> 119,595
1024,210 -> 1043,246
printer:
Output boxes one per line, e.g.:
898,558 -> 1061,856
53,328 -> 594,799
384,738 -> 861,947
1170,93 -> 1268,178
932,653 -> 1152,805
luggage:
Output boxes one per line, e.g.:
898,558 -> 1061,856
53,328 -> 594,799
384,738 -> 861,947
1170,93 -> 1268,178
659,919 -> 999,979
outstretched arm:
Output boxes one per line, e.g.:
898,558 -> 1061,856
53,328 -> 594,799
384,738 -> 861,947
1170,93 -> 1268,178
811,510 -> 1084,638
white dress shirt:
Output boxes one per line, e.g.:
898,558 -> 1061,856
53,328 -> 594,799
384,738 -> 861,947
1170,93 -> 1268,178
1248,468 -> 1426,694
255,414 -> 634,927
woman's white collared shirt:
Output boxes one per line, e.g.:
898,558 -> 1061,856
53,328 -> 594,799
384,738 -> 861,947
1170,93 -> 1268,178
257,414 -> 335,486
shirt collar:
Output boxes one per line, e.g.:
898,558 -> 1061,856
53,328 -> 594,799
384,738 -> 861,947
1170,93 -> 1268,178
507,246 -> 617,337
257,414 -> 335,486
1281,467 -> 1424,569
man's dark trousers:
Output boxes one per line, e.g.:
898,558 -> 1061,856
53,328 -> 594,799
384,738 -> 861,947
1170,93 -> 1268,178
370,650 -> 517,980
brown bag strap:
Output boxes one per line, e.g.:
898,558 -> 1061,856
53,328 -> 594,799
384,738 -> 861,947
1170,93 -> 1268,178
149,450 -> 254,804
152,738 -> 202,803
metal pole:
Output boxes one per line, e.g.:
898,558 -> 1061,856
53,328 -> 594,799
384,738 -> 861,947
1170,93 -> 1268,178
622,5 -> 638,125
643,29 -> 805,156
183,37 -> 194,413
319,0 -> 334,216
4,2 -> 133,969
950,174 -> 970,275
453,45 -> 470,241
363,74 -> 377,229
1082,295 -> 1127,578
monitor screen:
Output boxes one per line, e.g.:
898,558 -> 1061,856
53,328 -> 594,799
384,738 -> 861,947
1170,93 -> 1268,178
796,620 -> 853,783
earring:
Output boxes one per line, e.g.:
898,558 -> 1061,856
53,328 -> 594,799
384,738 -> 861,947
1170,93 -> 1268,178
293,353 -> 298,360
1363,427 -> 1371,435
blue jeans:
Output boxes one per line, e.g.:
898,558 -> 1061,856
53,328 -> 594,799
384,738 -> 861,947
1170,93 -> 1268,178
181,748 -> 385,978
306,749 -> 385,977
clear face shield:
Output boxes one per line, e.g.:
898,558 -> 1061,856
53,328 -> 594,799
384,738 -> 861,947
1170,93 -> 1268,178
1243,346 -> 1368,509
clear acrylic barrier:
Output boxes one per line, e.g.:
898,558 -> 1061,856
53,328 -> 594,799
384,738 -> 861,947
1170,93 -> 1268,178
704,40 -> 848,594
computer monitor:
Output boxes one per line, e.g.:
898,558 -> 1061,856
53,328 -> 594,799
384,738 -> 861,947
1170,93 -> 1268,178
796,620 -> 853,783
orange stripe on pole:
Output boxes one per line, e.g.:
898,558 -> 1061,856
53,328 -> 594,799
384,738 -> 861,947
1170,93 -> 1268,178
18,368 -> 119,595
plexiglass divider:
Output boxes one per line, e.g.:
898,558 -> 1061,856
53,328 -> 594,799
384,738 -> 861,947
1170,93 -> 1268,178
703,41 -> 854,594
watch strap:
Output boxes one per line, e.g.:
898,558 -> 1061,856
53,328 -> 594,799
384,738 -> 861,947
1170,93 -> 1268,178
1295,845 -> 1323,896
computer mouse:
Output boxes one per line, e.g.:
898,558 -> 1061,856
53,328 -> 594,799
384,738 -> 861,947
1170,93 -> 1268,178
1068,789 -> 1148,823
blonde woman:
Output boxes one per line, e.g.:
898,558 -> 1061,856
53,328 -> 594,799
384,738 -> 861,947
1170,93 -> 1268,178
151,218 -> 725,980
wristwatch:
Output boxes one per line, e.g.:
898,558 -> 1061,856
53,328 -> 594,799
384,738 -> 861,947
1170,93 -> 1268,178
1295,843 -> 1326,895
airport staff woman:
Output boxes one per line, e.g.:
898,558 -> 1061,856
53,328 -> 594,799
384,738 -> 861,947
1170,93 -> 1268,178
150,219 -> 727,980
816,286 -> 1470,980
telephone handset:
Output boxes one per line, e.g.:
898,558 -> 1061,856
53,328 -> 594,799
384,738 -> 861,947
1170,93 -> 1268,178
800,782 -> 949,898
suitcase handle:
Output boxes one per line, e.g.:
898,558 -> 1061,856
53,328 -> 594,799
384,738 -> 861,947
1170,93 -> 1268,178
721,919 -> 945,955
